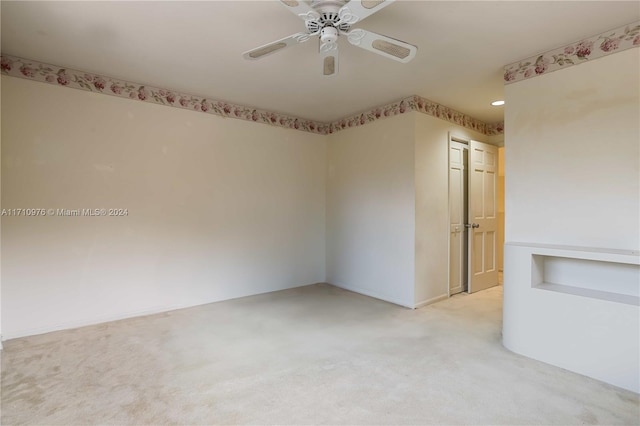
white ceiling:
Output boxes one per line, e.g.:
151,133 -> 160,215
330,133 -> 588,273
2,1 -> 639,124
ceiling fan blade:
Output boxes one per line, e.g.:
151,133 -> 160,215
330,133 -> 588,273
346,29 -> 417,63
338,0 -> 396,24
320,42 -> 339,77
279,0 -> 320,22
243,33 -> 309,60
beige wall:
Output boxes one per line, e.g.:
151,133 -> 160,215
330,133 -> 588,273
326,113 -> 416,307
505,48 -> 639,250
503,48 -> 639,392
2,73 -> 506,339
326,111 -> 491,308
2,76 -> 327,339
414,114 -> 488,305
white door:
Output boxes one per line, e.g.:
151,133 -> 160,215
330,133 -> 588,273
468,140 -> 498,293
449,141 -> 467,295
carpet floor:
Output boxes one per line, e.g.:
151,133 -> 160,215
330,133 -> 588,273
1,283 -> 638,425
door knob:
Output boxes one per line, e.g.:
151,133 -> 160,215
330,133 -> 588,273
465,223 -> 480,228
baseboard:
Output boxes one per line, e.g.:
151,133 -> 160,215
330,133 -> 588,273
328,282 -> 414,309
449,285 -> 463,295
2,303 -> 196,341
2,282 -> 322,341
414,293 -> 449,309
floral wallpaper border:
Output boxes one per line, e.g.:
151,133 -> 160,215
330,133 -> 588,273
0,54 -> 331,135
1,54 -> 503,136
504,21 -> 640,85
327,95 -> 503,136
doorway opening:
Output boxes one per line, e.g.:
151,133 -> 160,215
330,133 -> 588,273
448,135 -> 503,296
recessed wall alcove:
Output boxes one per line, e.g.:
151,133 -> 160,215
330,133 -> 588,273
503,242 -> 640,393
532,252 -> 640,306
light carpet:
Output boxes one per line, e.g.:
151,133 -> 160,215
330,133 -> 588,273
2,284 -> 638,424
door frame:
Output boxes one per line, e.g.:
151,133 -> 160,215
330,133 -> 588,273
448,133 -> 501,297
447,133 -> 470,298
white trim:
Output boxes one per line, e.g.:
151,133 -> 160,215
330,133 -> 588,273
449,285 -> 463,295
449,133 -> 470,145
328,282 -> 414,309
414,293 -> 449,309
447,133 -> 471,298
2,304 -> 193,340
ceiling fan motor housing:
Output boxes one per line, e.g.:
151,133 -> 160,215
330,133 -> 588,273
305,0 -> 352,34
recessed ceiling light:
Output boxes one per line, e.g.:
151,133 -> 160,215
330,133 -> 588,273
491,100 -> 505,106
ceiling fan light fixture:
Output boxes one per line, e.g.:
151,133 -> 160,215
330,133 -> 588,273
372,39 -> 410,59
320,26 -> 339,43
491,100 -> 505,106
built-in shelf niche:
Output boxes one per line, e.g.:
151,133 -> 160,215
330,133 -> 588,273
532,254 -> 640,306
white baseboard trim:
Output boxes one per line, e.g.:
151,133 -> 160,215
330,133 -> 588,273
327,282 -> 414,309
449,285 -> 463,295
3,303 -> 195,341
414,293 -> 449,309
2,282 -> 322,341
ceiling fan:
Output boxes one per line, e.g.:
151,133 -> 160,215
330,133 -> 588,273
242,0 -> 417,77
